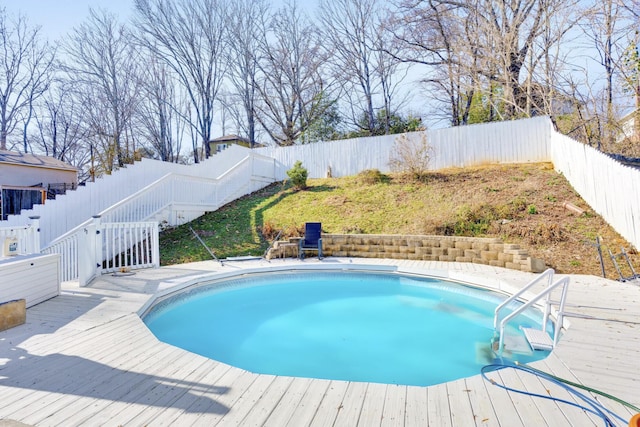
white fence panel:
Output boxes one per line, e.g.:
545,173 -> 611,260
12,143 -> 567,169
256,116 -> 553,179
551,131 -> 640,249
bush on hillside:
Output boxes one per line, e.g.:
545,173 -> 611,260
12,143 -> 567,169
286,160 -> 308,189
388,133 -> 434,181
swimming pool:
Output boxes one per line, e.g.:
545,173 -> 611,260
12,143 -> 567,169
143,269 -> 552,386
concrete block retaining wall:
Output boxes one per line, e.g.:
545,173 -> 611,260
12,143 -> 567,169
321,234 -> 546,273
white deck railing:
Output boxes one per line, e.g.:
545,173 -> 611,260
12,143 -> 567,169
2,145 -> 269,249
41,152 -> 275,285
43,219 -> 159,285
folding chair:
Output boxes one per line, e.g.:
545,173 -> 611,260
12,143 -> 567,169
299,222 -> 323,259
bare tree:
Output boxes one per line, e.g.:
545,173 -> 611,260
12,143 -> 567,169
63,8 -> 140,172
255,2 -> 334,146
134,0 -> 229,161
136,56 -> 187,162
32,81 -> 89,165
390,0 -> 578,124
225,0 -> 269,147
0,9 -> 55,151
319,0 -> 378,134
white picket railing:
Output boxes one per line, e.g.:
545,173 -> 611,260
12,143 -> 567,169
2,145 -> 265,249
42,232 -> 78,282
100,221 -> 159,274
41,152 -> 275,285
42,219 -> 159,285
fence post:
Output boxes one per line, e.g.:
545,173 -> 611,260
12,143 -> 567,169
78,215 -> 102,287
152,222 -> 160,268
28,216 -> 41,253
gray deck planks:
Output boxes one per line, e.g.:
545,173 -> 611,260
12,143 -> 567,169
29,343 -> 188,426
308,380 -> 350,427
380,384 -> 406,427
404,385 -> 428,426
462,376 -> 501,426
187,368 -> 261,426
447,378 -> 477,426
332,381 -> 368,426
280,377 -> 331,426
262,377 -> 314,427
143,361 -> 234,426
225,375 -> 295,426
357,382 -> 387,427
426,383 -> 452,427
0,258 -> 638,426
69,349 -> 214,426
495,367 -> 548,425
0,316 -> 157,417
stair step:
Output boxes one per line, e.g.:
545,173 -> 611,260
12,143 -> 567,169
522,327 -> 554,351
502,333 -> 533,355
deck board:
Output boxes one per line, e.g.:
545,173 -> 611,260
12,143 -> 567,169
381,384 -> 406,427
308,381 -> 349,427
280,376 -> 331,426
463,375 -> 501,426
404,385 -> 428,426
357,382 -> 387,427
0,258 -> 638,426
447,379 -> 477,426
426,383 -> 452,426
333,381 -> 367,426
262,377 -> 313,427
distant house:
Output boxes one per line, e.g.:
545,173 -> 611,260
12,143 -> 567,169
207,135 -> 265,154
617,110 -> 639,143
0,151 -> 77,220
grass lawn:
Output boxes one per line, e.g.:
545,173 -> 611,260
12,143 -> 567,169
159,163 -> 635,276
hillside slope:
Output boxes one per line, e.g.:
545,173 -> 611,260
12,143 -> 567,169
160,163 -> 636,277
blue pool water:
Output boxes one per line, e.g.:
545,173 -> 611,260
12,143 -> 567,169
144,271 -> 550,386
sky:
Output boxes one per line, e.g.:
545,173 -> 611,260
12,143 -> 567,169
2,0 -> 135,41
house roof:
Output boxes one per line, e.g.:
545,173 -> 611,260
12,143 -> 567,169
209,134 -> 251,144
0,150 -> 77,172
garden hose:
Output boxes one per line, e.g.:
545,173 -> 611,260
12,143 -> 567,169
482,361 -> 631,426
515,361 -> 640,414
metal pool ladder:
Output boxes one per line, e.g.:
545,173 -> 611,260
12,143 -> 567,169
493,269 -> 570,354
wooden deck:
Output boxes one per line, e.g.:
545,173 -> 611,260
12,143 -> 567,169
1,258 -> 638,426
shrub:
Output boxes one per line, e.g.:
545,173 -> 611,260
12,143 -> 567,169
527,204 -> 538,214
357,169 -> 390,185
388,132 -> 434,181
286,160 -> 308,189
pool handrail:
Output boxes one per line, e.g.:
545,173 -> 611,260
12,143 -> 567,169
493,268 -> 555,330
494,269 -> 569,354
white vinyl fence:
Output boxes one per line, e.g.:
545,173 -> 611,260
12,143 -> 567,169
551,131 -> 640,249
256,116 -> 553,179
